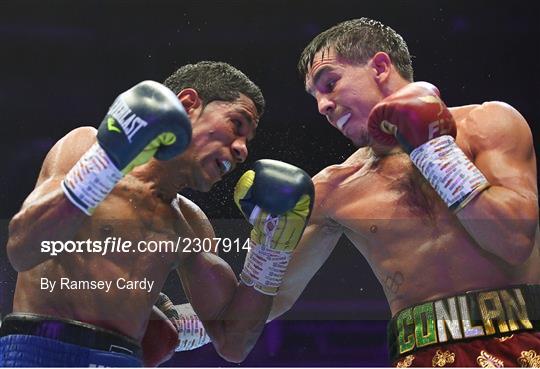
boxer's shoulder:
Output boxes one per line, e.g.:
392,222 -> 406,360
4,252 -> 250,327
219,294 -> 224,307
171,194 -> 215,239
171,194 -> 203,215
314,148 -> 373,187
37,126 -> 98,186
453,101 -> 523,128
312,147 -> 373,213
453,102 -> 532,154
469,101 -> 529,134
315,146 -> 370,177
54,126 -> 97,153
67,125 -> 98,138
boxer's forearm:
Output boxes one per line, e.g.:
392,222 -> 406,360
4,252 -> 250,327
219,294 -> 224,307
456,185 -> 538,265
205,285 -> 272,363
7,185 -> 86,272
178,252 -> 271,363
268,221 -> 342,321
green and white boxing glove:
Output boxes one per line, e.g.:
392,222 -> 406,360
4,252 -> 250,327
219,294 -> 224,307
62,81 -> 192,215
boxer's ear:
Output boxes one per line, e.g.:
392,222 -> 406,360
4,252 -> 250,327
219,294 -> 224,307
178,88 -> 201,113
370,52 -> 391,85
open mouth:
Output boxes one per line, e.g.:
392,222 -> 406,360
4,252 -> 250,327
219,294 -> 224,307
216,159 -> 232,176
336,113 -> 352,131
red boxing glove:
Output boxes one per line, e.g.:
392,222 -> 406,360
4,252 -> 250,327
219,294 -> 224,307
141,306 -> 180,367
369,82 -> 490,212
368,82 -> 457,153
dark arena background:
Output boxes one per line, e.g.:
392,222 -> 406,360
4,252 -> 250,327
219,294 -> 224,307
1,0 -> 539,366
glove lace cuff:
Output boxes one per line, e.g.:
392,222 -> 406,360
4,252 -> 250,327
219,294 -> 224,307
172,304 -> 211,352
410,135 -> 490,212
240,240 -> 292,296
61,143 -> 123,215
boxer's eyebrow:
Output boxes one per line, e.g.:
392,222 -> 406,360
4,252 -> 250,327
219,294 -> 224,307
240,110 -> 256,128
235,108 -> 257,141
306,66 -> 333,96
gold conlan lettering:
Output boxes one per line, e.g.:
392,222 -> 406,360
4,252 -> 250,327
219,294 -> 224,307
397,288 -> 532,354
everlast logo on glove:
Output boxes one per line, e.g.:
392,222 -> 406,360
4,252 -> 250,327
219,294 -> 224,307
108,98 -> 149,142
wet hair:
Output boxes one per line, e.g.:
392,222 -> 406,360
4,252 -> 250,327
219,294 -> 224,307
298,18 -> 413,82
163,61 -> 265,117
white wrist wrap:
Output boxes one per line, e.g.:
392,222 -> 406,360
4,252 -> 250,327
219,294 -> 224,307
61,143 -> 123,215
410,135 -> 490,212
173,304 -> 211,352
240,240 -> 292,296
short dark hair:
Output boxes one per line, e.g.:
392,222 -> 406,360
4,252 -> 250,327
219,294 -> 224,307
164,61 -> 265,117
298,18 -> 413,82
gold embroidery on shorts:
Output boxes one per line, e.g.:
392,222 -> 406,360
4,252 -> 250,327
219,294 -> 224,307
497,334 -> 514,342
477,350 -> 505,368
432,349 -> 455,367
517,350 -> 540,367
396,355 -> 415,368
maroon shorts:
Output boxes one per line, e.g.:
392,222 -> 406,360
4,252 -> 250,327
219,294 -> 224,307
393,331 -> 540,367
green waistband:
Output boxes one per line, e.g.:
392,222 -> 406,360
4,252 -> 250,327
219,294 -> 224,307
387,284 -> 540,361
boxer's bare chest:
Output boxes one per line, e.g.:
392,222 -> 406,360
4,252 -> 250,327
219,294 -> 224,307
320,152 -> 451,245
14,176 -> 203,331
316,141 -> 534,312
74,178 -> 183,268
316,151 -> 477,307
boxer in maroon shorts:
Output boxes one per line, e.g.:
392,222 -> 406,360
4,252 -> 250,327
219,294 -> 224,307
268,18 -> 540,366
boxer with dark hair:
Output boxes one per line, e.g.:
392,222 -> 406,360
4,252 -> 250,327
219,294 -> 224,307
2,61 -> 313,367
272,18 -> 540,367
